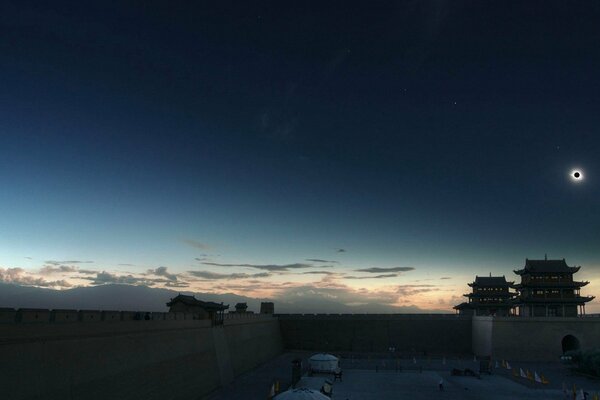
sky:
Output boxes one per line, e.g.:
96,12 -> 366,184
1,1 -> 600,312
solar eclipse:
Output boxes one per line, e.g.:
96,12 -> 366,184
570,169 -> 584,182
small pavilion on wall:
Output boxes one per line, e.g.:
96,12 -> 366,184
166,294 -> 229,325
454,275 -> 515,316
513,257 -> 595,317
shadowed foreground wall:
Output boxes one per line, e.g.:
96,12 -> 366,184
278,314 -> 472,354
0,314 -> 282,400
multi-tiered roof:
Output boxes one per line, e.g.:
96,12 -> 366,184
454,275 -> 515,316
513,258 -> 594,317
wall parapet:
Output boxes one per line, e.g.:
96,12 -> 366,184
0,308 -> 224,324
276,313 -> 470,320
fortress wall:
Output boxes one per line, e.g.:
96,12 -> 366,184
224,316 -> 284,376
485,317 -> 600,361
278,314 -> 472,354
471,316 -> 493,357
51,309 -> 79,322
0,312 -> 282,400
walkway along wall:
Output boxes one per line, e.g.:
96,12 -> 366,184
0,310 -> 283,400
277,314 -> 472,354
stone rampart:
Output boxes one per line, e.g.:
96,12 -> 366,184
277,313 -> 472,354
472,316 -> 600,361
0,309 -> 282,400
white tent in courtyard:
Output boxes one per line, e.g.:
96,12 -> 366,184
274,388 -> 329,400
309,353 -> 339,373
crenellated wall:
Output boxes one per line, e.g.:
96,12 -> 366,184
0,309 -> 283,400
4,307 -> 600,399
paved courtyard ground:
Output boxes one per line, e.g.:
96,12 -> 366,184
204,352 -> 600,400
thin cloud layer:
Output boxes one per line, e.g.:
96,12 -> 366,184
306,258 -> 339,264
201,262 -> 333,272
45,260 -> 94,265
40,265 -> 78,274
301,271 -> 337,275
40,264 -> 97,275
188,270 -> 270,280
396,284 -> 438,296
355,267 -> 415,273
183,239 -> 212,250
165,281 -> 190,288
344,274 -> 397,280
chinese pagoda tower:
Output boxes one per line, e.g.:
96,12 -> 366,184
513,257 -> 594,317
454,275 -> 515,316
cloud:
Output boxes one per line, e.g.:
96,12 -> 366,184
301,271 -> 337,276
335,248 -> 346,253
194,256 -> 219,262
147,266 -> 178,282
306,259 -> 339,264
165,281 -> 190,288
440,277 -> 452,280
201,262 -> 333,272
188,270 -> 271,280
40,264 -> 98,275
84,271 -> 157,286
355,267 -> 415,273
40,265 -> 79,274
182,239 -> 211,250
0,267 -> 72,288
396,284 -> 438,296
275,284 -> 398,306
45,260 -> 93,265
344,274 -> 398,280
118,263 -> 135,267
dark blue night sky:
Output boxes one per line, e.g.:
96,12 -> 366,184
1,2 -> 600,311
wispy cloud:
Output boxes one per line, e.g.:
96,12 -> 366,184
201,262 -> 333,272
182,239 -> 212,250
396,284 -> 438,296
306,258 -> 339,264
344,274 -> 397,280
40,264 -> 97,275
188,270 -> 270,280
40,265 -> 79,274
440,277 -> 452,280
335,248 -> 347,253
301,271 -> 337,276
165,281 -> 190,288
355,267 -> 415,273
45,260 -> 94,265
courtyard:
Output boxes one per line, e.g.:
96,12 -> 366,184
205,352 -> 600,400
